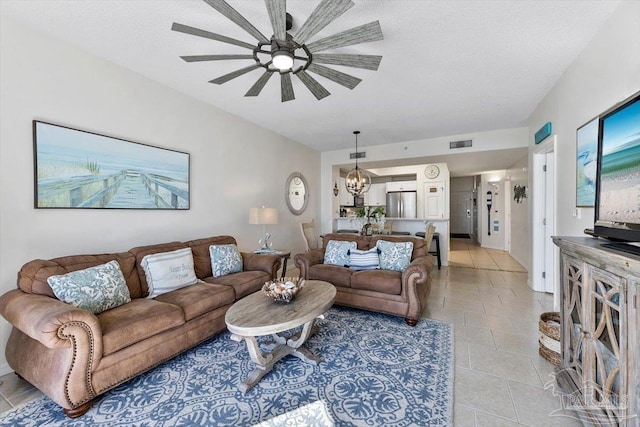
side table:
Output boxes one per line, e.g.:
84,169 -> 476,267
253,249 -> 291,279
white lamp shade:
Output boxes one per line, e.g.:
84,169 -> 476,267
249,207 -> 278,225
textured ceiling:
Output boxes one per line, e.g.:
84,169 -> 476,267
1,0 -> 620,154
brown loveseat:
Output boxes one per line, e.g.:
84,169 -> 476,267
294,233 -> 433,326
0,235 -> 280,417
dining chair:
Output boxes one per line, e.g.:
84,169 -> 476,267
416,222 -> 441,269
300,219 -> 320,251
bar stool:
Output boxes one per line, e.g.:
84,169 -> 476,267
415,231 -> 441,269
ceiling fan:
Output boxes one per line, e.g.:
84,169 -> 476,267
172,0 -> 383,102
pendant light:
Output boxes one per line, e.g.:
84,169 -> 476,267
345,131 -> 371,196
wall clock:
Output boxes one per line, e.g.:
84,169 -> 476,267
424,165 -> 440,179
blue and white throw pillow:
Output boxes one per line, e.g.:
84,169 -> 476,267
47,260 -> 131,314
376,240 -> 414,272
142,248 -> 199,298
348,247 -> 381,270
323,240 -> 357,267
209,244 -> 243,278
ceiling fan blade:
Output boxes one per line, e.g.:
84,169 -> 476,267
307,21 -> 383,53
209,64 -> 261,84
265,0 -> 286,41
296,71 -> 331,100
307,63 -> 361,89
180,54 -> 254,62
171,23 -> 255,50
245,71 -> 275,97
203,0 -> 269,43
281,73 -> 295,102
293,0 -> 353,45
312,53 -> 382,70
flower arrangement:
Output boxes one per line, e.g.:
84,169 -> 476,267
356,206 -> 385,235
356,206 -> 385,222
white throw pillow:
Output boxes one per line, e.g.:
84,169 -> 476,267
348,247 -> 381,271
141,248 -> 198,298
47,260 -> 131,314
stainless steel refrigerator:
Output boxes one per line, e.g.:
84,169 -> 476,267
386,191 -> 417,218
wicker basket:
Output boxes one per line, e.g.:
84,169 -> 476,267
539,312 -> 561,366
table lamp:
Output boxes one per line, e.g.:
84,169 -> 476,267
249,206 -> 278,252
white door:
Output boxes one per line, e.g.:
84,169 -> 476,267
544,153 -> 556,294
450,191 -> 472,236
532,136 -> 558,298
504,181 -> 512,253
424,181 -> 445,219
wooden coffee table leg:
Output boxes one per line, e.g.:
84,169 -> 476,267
231,313 -> 327,393
287,314 -> 324,348
232,334 -> 295,393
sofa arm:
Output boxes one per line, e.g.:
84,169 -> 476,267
242,252 -> 282,279
0,290 -> 103,360
0,289 -> 103,409
294,249 -> 324,279
401,255 -> 434,321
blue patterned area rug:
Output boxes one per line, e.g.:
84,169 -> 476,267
0,307 -> 453,427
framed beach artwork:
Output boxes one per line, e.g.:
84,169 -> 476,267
33,121 -> 190,209
576,117 -> 598,207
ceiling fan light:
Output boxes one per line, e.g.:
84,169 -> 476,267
272,50 -> 294,70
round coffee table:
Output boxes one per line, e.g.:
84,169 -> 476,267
225,280 -> 336,392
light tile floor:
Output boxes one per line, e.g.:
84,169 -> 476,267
424,265 -> 581,426
0,257 -> 578,426
449,238 -> 527,272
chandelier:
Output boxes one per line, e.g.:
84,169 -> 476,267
345,131 -> 371,197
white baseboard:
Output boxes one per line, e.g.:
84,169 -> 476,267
0,362 -> 13,377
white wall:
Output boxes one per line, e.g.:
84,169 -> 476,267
526,1 -> 640,241
0,17 -> 320,374
505,156 -> 529,270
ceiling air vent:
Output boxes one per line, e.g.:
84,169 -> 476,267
450,140 -> 472,149
350,152 -> 366,159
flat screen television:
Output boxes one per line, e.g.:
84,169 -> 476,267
593,90 -> 640,255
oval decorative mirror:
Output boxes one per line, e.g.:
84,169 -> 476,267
285,172 -> 309,215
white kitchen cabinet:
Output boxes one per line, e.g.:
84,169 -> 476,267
386,181 -> 417,192
364,183 -> 386,206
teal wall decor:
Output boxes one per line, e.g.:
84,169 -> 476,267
535,122 -> 552,144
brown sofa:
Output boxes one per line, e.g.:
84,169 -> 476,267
294,233 -> 433,326
0,235 -> 280,417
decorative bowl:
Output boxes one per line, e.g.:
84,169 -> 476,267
262,277 -> 305,303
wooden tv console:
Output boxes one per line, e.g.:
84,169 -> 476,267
553,236 -> 640,426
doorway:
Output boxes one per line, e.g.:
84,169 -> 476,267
449,176 -> 475,238
450,191 -> 473,238
532,136 -> 558,300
